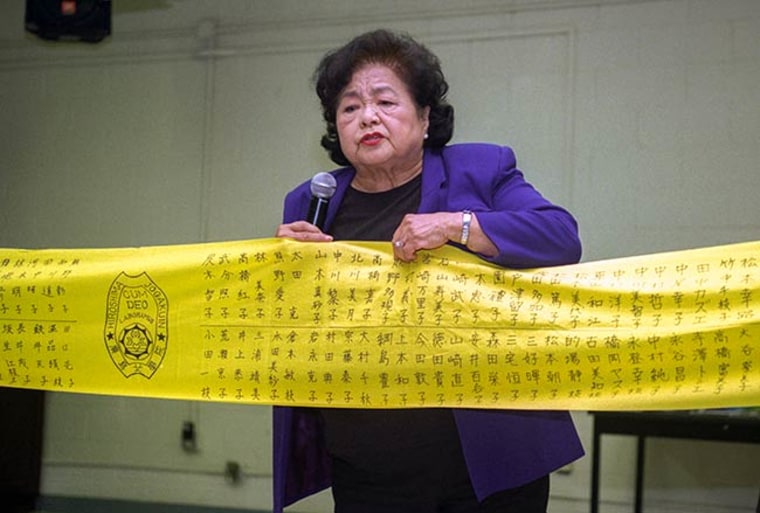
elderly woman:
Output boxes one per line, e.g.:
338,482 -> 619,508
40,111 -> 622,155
274,29 -> 584,513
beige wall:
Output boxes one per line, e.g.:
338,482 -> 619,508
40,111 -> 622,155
1,0 -> 759,511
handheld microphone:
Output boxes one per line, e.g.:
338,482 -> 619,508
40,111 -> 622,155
307,172 -> 337,231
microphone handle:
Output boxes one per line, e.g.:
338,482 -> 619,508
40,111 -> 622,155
307,196 -> 329,231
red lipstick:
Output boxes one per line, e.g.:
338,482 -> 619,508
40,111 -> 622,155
360,132 -> 384,145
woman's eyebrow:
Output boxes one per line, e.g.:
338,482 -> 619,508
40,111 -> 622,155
340,85 -> 398,101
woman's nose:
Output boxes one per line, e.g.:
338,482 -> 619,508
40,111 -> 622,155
360,104 -> 379,126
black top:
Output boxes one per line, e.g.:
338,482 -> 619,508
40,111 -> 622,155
329,174 -> 422,240
321,175 -> 460,472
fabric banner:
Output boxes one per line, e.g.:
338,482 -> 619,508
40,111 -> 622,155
0,238 -> 758,411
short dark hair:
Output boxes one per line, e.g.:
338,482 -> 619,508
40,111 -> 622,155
314,29 -> 455,166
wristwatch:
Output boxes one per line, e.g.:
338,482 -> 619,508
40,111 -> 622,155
460,210 -> 472,246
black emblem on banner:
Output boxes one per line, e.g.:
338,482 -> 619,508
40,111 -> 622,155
104,272 -> 168,379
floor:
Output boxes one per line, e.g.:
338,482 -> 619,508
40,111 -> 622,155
550,496 -> 758,513
29,495 -> 760,513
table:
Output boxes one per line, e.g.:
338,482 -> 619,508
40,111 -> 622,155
590,410 -> 760,513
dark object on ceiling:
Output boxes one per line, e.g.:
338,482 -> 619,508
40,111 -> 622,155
25,0 -> 111,43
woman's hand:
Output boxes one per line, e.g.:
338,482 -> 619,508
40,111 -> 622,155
275,221 -> 333,242
391,212 -> 497,262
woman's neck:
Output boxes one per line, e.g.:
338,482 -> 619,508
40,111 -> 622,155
351,159 -> 423,193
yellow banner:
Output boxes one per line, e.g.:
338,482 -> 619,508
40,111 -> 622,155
0,238 -> 758,411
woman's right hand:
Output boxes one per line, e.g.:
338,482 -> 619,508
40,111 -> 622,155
275,221 -> 333,242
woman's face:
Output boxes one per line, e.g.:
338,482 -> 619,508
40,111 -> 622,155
336,64 -> 429,175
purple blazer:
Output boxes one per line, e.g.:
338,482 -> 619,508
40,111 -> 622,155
273,143 -> 584,513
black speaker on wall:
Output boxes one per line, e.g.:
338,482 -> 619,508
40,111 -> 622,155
25,0 -> 111,43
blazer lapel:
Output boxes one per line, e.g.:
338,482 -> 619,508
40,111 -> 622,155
418,148 -> 446,214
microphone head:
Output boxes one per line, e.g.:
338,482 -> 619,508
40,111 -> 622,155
310,172 -> 337,199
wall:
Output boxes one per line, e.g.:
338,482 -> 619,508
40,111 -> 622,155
1,0 -> 758,511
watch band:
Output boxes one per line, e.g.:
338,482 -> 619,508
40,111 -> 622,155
460,209 -> 472,246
